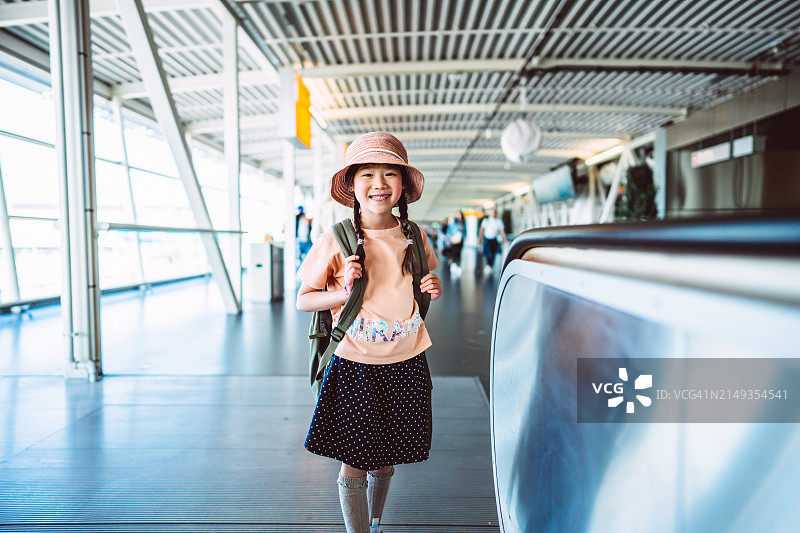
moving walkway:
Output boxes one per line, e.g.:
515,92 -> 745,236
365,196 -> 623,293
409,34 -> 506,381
491,215 -> 800,532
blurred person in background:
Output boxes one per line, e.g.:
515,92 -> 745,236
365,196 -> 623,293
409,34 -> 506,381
446,211 -> 465,276
296,206 -> 313,267
478,209 -> 506,274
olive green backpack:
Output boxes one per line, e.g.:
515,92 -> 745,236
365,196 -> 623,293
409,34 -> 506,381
308,218 -> 431,398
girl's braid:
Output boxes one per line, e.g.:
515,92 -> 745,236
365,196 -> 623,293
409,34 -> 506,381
346,166 -> 367,271
352,198 -> 366,271
397,189 -> 419,276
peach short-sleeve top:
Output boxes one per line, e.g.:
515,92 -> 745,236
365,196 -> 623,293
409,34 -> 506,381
298,219 -> 438,365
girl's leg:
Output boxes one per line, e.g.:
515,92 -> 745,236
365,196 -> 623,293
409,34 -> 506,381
367,465 -> 394,525
338,463 -> 369,533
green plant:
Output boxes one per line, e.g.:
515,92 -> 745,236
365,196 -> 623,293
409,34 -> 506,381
617,164 -> 658,220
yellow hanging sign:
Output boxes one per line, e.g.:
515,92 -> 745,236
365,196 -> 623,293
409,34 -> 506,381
295,73 -> 311,149
279,68 -> 312,149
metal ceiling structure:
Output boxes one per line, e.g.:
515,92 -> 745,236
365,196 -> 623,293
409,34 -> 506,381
2,0 -> 799,220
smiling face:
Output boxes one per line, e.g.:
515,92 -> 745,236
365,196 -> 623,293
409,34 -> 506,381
351,163 -> 405,226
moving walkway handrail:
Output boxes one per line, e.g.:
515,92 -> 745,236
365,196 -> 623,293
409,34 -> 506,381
502,214 -> 800,272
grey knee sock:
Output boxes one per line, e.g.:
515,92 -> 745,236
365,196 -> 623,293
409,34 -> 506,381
338,474 -> 369,533
367,466 -> 394,524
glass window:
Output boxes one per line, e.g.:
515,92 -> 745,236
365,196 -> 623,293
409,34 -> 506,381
0,136 -> 58,219
263,173 -> 285,238
96,160 -> 132,223
0,78 -> 56,144
201,186 -> 229,230
0,245 -> 13,302
216,233 -> 236,274
193,148 -> 228,190
265,203 -> 286,241
264,174 -> 282,203
9,219 -> 61,299
241,166 -> 265,200
124,121 -> 178,178
242,197 -> 268,236
139,232 -> 208,280
97,231 -> 142,288
93,100 -> 124,162
129,169 -> 194,227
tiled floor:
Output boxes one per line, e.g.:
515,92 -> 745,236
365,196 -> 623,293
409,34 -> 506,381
1,248 -> 502,531
0,375 -> 498,532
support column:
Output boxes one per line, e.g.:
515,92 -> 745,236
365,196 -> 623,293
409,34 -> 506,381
312,123 -> 324,239
588,164 -> 598,223
465,214 -> 479,247
117,0 -> 240,314
653,127 -> 667,219
547,204 -> 558,226
283,141 -> 296,294
49,0 -> 102,380
595,169 -> 605,212
528,191 -> 541,228
599,149 -> 631,223
223,14 -> 242,302
0,155 -> 21,301
112,96 -> 145,284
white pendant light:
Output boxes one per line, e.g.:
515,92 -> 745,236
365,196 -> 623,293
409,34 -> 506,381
501,118 -> 542,163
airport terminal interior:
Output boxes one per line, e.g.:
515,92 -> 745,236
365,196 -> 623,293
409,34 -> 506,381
2,1 -> 800,532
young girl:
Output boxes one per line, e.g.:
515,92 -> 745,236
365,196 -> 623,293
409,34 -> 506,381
296,131 -> 442,533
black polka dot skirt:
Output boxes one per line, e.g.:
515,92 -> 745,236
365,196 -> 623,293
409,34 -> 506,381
304,352 -> 433,471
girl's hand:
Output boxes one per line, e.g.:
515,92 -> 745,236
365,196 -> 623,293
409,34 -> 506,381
343,255 -> 362,292
420,273 -> 442,301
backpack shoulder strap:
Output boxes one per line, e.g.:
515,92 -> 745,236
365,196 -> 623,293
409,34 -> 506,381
332,219 -> 356,257
313,220 -> 365,384
407,220 -> 435,392
407,220 -> 431,319
331,219 -> 364,343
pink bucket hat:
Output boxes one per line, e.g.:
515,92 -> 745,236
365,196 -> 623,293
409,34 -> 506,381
331,131 -> 425,208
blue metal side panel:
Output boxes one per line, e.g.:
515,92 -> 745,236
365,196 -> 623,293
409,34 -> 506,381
490,259 -> 800,533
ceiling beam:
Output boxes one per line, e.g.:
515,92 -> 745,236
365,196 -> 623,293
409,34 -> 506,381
239,144 -> 590,160
299,58 -> 785,79
261,24 -> 799,49
422,189 -> 536,197
336,129 -> 630,142
418,184 -> 523,196
113,69 -> 277,98
411,148 -> 594,159
0,1 -> 48,27
419,161 -> 552,170
201,120 -> 628,141
319,103 -> 686,121
424,171 -> 539,179
241,141 -> 284,154
523,58 -> 786,77
185,113 -> 278,133
301,59 -> 522,78
0,0 -> 210,27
